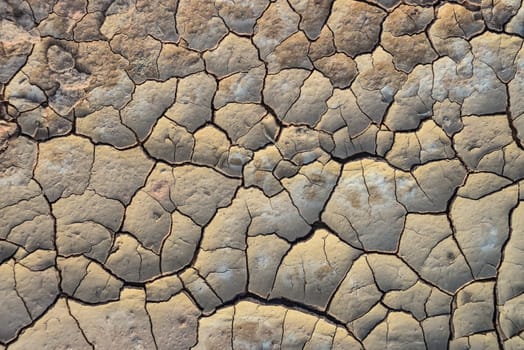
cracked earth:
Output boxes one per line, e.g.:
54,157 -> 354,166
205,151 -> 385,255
1,0 -> 524,349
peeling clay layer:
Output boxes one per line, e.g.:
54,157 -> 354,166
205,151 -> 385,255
1,0 -> 524,349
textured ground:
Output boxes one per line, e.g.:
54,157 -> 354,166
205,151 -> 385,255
1,0 -> 524,349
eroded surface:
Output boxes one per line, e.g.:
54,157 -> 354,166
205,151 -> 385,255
1,0 -> 524,349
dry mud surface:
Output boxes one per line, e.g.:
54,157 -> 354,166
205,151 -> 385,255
1,0 -> 524,349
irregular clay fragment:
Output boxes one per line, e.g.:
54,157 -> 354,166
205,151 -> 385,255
363,312 -> 426,350
452,185 -> 518,278
69,288 -> 157,349
34,135 -> 94,202
105,234 -> 161,283
147,293 -> 201,350
253,0 -> 300,59
322,159 -> 407,251
215,0 -> 269,35
203,33 -> 262,78
89,145 -> 154,205
8,299 -> 92,350
271,229 -> 361,309
399,214 -> 473,292
124,191 -> 171,253
265,31 -> 313,74
327,0 -> 386,57
165,72 -> 216,132
453,115 -> 513,170
144,117 -> 195,164
453,282 -> 496,338
76,107 -> 136,149
314,53 -> 358,89
120,78 -> 178,141
176,0 -> 228,51
289,0 -> 334,40
171,165 -> 241,226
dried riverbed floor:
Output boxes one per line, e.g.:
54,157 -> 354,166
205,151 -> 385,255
1,0 -> 524,349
